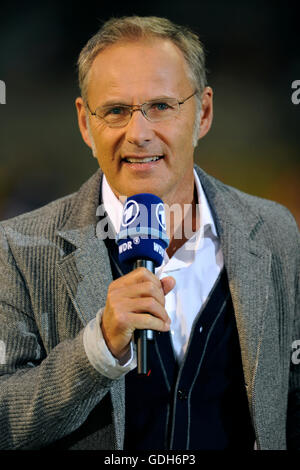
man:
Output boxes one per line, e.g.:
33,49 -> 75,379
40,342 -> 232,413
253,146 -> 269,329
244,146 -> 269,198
0,16 -> 299,450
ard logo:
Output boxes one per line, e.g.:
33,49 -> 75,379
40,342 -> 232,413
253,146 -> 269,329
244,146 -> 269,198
156,202 -> 166,230
0,80 -> 6,104
122,200 -> 139,227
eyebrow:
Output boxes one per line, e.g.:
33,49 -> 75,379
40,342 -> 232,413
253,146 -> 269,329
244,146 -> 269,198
97,95 -> 176,108
98,100 -> 129,108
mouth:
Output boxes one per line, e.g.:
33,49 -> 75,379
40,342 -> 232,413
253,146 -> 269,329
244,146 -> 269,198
122,155 -> 164,164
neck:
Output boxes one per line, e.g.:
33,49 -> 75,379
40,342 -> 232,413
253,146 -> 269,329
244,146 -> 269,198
166,184 -> 199,258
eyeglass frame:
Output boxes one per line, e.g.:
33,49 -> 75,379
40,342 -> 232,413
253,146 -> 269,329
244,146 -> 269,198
85,90 -> 198,128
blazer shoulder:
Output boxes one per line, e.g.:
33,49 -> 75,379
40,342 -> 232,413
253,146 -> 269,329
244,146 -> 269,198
196,165 -> 299,251
229,184 -> 298,229
196,165 -> 297,229
219,180 -> 300,252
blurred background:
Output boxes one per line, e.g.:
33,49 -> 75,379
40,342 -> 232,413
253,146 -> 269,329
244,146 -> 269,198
0,0 -> 299,225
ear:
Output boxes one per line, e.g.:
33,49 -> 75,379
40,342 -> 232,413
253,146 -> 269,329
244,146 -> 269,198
75,97 -> 94,149
198,86 -> 213,140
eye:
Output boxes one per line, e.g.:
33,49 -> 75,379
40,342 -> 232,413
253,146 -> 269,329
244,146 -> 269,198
151,102 -> 171,111
105,106 -> 126,116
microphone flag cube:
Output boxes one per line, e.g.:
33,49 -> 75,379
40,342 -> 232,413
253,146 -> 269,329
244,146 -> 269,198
116,193 -> 169,267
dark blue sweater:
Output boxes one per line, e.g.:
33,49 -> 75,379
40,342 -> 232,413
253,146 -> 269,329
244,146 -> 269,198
124,268 -> 255,450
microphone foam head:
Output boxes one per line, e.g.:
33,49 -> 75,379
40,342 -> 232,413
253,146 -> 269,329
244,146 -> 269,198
116,193 -> 169,267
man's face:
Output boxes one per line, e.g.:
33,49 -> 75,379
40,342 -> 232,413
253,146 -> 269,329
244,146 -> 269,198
76,38 -> 212,206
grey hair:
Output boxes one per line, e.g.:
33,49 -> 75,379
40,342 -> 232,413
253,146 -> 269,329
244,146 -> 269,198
78,16 -> 207,147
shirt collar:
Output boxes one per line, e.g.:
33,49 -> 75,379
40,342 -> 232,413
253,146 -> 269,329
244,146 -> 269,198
100,169 -> 219,269
101,175 -> 124,234
158,169 -> 219,272
194,168 -> 218,239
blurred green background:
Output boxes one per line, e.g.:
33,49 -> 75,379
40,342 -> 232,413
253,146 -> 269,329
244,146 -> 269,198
0,0 -> 299,225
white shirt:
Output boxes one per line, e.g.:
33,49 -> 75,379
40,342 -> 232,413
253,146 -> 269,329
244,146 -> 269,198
83,170 -> 224,377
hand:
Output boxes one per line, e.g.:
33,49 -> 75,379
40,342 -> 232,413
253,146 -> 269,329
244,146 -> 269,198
101,267 -> 176,360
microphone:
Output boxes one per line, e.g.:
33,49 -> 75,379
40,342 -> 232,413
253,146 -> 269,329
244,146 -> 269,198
116,193 -> 169,375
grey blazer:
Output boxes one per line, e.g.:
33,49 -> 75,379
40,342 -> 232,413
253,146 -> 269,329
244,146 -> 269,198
0,165 -> 299,450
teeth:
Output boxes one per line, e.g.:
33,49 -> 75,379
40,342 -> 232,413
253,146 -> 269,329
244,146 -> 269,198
125,156 -> 162,163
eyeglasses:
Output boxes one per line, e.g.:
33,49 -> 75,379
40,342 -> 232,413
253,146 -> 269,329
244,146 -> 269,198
86,90 -> 198,128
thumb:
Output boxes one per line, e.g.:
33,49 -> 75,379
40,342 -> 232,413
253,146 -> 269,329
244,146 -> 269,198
160,276 -> 176,296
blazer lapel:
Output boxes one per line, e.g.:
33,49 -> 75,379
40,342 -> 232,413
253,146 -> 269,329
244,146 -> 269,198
195,166 -> 272,398
56,227 -> 113,326
217,218 -> 272,392
55,169 -> 113,327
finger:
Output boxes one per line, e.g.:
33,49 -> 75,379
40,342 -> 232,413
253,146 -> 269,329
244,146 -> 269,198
109,267 -> 161,291
126,297 -> 170,323
160,276 -> 176,295
129,311 -> 171,332
111,281 -> 165,306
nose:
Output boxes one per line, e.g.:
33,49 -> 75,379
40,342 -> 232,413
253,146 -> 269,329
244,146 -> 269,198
124,108 -> 154,147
